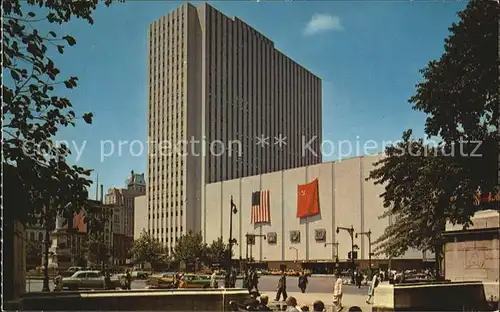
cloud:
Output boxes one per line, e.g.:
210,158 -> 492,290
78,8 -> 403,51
304,13 -> 343,35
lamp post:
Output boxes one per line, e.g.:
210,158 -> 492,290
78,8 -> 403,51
246,233 -> 266,266
356,229 -> 372,279
228,196 -> 238,272
324,241 -> 339,274
337,225 -> 356,283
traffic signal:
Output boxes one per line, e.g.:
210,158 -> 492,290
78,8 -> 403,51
348,251 -> 351,259
353,251 -> 358,259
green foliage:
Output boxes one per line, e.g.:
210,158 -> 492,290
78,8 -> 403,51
408,0 -> 498,195
130,231 -> 165,265
87,236 -> 110,265
206,237 -> 232,265
2,0 -> 116,228
26,239 -> 43,266
172,230 -> 208,265
368,0 -> 499,270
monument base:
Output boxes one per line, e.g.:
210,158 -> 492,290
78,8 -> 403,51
373,281 -> 499,312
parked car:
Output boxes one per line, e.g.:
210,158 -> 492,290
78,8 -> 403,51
131,270 -> 149,280
145,272 -> 175,289
179,274 -> 211,289
60,270 -> 121,290
285,269 -> 300,277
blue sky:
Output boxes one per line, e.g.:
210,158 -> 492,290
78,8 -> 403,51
32,1 -> 466,196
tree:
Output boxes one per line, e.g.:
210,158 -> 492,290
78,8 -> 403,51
408,0 -> 498,195
172,231 -> 208,269
130,231 -> 164,268
3,0 -> 114,294
206,237 -> 232,266
369,0 -> 499,276
87,237 -> 110,267
26,240 -> 43,267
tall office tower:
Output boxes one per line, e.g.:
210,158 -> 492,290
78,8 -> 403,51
148,3 -> 322,252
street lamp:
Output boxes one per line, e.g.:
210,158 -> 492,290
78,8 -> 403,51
228,196 -> 238,272
356,229 -> 372,279
246,233 -> 266,266
324,242 -> 339,274
337,225 -> 356,283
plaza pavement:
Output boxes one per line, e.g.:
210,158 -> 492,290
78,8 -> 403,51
270,291 -> 371,312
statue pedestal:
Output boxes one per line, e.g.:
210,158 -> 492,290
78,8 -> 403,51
47,229 -> 73,270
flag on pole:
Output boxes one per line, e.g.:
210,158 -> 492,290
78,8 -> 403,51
251,190 -> 270,224
297,178 -> 320,218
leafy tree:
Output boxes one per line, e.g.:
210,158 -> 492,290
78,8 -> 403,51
369,0 -> 499,276
87,236 -> 110,267
172,231 -> 208,268
408,0 -> 498,196
26,240 -> 43,267
3,0 -> 114,294
206,237 -> 232,265
130,231 -> 165,267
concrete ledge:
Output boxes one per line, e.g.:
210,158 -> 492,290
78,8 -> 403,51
373,281 -> 499,312
20,288 -> 250,310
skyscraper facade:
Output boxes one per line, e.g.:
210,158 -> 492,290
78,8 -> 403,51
148,3 -> 322,253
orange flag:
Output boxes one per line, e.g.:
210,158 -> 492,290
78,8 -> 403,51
297,178 -> 320,218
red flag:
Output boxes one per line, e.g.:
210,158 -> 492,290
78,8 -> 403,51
297,178 -> 320,218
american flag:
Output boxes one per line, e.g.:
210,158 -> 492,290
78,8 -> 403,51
251,190 -> 270,224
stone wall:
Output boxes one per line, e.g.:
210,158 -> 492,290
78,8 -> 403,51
20,289 -> 249,311
445,238 -> 499,282
373,282 -> 497,312
444,210 -> 499,283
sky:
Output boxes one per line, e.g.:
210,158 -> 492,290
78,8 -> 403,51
24,0 -> 467,197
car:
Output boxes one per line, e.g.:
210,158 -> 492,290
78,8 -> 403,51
60,270 -> 121,290
179,274 -> 211,289
285,270 -> 300,277
145,272 -> 175,289
131,270 -> 149,280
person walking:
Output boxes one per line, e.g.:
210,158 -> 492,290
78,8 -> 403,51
125,269 -> 132,290
243,270 -> 250,291
224,271 -> 231,288
251,268 -> 259,292
210,271 -> 218,288
229,269 -> 237,288
298,271 -> 308,293
275,271 -> 288,302
355,270 -> 363,289
366,273 -> 380,304
333,275 -> 343,312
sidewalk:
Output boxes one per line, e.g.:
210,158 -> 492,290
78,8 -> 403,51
270,292 -> 371,312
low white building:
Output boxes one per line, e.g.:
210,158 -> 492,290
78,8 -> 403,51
203,154 -> 433,271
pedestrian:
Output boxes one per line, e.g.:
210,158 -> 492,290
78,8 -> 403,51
275,270 -> 288,302
333,274 -> 343,312
125,269 -> 132,290
224,271 -> 231,288
366,273 -> 380,304
210,271 -> 218,288
298,271 -> 308,293
179,276 -> 188,288
230,269 -> 237,288
355,270 -> 363,289
53,270 -> 62,291
243,270 -> 250,290
285,297 -> 300,312
251,268 -> 259,292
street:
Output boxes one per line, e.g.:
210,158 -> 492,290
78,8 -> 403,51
26,275 -> 368,295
